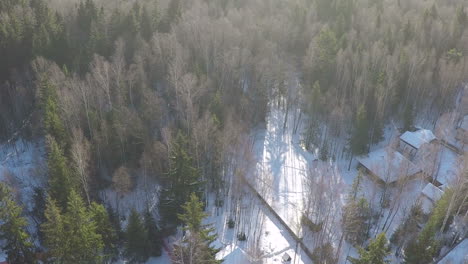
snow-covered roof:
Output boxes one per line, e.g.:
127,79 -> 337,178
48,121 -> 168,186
460,115 -> 468,131
357,148 -> 421,183
400,129 -> 436,149
421,183 -> 444,202
438,239 -> 468,264
217,245 -> 252,264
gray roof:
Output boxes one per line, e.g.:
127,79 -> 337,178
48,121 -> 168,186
357,148 -> 421,183
400,129 -> 436,149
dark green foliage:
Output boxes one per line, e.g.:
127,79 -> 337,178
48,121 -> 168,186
343,197 -> 371,246
402,103 -> 414,132
161,132 -> 201,226
311,27 -> 338,90
349,105 -> 369,156
320,141 -> 329,161
350,233 -> 391,264
237,232 -> 246,241
174,193 -> 221,264
0,183 -> 35,263
227,219 -> 235,229
42,191 -> 107,263
90,202 -> 119,260
41,79 -> 67,147
144,210 -> 163,257
125,209 -> 149,263
47,136 -> 76,209
390,203 -> 424,249
403,189 -> 453,264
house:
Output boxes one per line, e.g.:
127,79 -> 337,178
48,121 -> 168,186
418,183 -> 444,214
357,148 -> 422,186
437,239 -> 468,264
399,129 -> 437,160
456,115 -> 468,146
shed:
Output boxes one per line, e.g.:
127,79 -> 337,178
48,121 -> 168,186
282,252 -> 292,262
419,183 -> 444,214
357,148 -> 422,186
399,129 -> 437,159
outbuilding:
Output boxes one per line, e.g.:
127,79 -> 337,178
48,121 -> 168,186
357,148 -> 422,186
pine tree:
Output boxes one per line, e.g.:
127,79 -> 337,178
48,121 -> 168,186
0,183 -> 34,263
174,193 -> 221,264
350,233 -> 391,264
47,136 -> 75,209
125,209 -> 149,263
144,210 -> 163,257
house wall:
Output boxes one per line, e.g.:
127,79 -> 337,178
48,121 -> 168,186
398,140 -> 417,160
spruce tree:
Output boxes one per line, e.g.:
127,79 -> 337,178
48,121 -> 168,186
161,131 -> 201,225
0,183 -> 34,263
90,202 -> 118,260
42,196 -> 67,261
403,102 -> 414,132
125,209 -> 149,263
350,233 -> 391,264
41,79 -> 67,147
42,191 -> 105,263
343,197 -> 371,245
47,136 -> 75,209
174,193 -> 221,264
144,210 -> 163,257
349,105 -> 369,155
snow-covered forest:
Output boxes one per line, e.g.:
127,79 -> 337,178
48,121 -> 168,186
0,0 -> 467,263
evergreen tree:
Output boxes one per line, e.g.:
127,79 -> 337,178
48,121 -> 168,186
42,196 -> 67,261
64,191 -> 103,263
343,197 -> 371,246
403,102 -> 414,132
42,191 -> 104,263
125,209 -> 149,263
349,105 -> 369,156
174,193 -> 221,264
90,202 -> 118,260
350,233 -> 391,264
0,183 -> 34,263
349,170 -> 363,201
312,27 -> 338,90
161,131 -> 201,225
144,210 -> 163,257
41,79 -> 67,146
47,136 -> 75,209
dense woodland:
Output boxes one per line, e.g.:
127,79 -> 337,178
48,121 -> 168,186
0,0 -> 467,263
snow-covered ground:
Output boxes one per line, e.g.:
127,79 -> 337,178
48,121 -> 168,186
206,187 -> 312,264
0,139 -> 46,249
